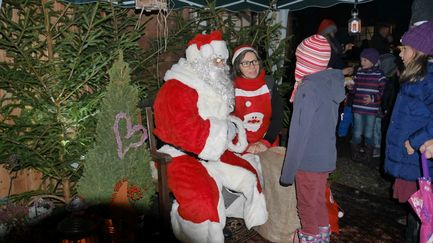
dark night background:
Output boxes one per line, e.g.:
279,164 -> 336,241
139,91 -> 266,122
291,0 -> 413,47
277,0 -> 415,83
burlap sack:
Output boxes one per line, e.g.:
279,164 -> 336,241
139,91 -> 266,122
255,146 -> 300,243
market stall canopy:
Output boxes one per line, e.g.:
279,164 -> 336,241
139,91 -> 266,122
172,0 -> 372,12
61,0 -> 373,11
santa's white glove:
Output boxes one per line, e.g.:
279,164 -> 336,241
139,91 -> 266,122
227,115 -> 248,153
227,121 -> 237,141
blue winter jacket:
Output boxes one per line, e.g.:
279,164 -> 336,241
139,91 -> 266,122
384,61 -> 433,181
280,69 -> 345,185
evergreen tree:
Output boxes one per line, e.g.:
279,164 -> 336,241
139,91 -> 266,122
0,1 -> 147,201
77,52 -> 154,210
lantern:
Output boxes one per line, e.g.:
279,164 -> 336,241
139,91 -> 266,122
348,0 -> 361,35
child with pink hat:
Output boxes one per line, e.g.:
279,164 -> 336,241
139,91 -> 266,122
281,34 -> 346,243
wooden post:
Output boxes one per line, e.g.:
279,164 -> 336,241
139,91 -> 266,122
62,178 -> 71,203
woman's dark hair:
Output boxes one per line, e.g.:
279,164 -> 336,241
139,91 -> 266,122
231,50 -> 263,79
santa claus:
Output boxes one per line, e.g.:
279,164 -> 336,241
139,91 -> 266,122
153,30 -> 268,242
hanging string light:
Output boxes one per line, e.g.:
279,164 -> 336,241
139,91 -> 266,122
348,0 -> 361,35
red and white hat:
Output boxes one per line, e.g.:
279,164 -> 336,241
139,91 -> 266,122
317,19 -> 337,35
231,44 -> 258,65
185,30 -> 229,62
290,34 -> 331,102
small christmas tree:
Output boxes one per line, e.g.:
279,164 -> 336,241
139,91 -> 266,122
77,52 -> 154,211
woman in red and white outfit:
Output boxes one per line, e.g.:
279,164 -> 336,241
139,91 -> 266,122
231,45 -> 283,152
231,45 -> 300,242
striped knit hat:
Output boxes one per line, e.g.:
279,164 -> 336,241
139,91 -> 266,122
290,34 -> 331,102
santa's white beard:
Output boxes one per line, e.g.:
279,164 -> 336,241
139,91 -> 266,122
190,59 -> 235,112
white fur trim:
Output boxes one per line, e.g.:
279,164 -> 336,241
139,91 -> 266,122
222,153 -> 262,219
158,144 -> 186,158
204,159 -> 268,229
199,117 -> 229,161
185,44 -> 201,62
240,153 -> 263,187
185,40 -> 229,62
210,40 -> 229,59
232,47 -> 257,65
200,44 -> 213,59
235,84 -> 269,97
152,145 -> 186,182
171,201 -> 225,243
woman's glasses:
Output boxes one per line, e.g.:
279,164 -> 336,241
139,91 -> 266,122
240,59 -> 259,68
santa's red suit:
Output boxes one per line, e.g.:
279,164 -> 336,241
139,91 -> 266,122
153,31 -> 267,243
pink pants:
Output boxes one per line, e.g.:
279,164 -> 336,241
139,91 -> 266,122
295,170 -> 329,235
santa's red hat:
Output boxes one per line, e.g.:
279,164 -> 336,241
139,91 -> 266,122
185,30 -> 229,62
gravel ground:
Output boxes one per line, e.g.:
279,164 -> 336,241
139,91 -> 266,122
333,138 -> 394,198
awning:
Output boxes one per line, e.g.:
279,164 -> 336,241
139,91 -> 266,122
60,0 -> 372,11
172,0 -> 372,12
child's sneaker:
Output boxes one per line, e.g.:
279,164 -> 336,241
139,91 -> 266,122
318,225 -> 331,243
297,230 -> 320,243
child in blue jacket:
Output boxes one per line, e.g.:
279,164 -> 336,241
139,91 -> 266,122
384,21 -> 433,242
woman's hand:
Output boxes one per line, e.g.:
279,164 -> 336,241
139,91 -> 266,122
405,140 -> 415,155
420,139 -> 433,159
246,141 -> 268,154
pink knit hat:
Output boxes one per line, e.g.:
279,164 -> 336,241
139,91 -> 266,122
290,34 -> 331,102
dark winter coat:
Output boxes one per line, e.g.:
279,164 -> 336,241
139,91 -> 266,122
264,75 -> 284,145
384,61 -> 433,181
280,69 -> 345,185
327,36 -> 346,69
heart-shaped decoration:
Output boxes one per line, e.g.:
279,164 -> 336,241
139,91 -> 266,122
113,112 -> 148,159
